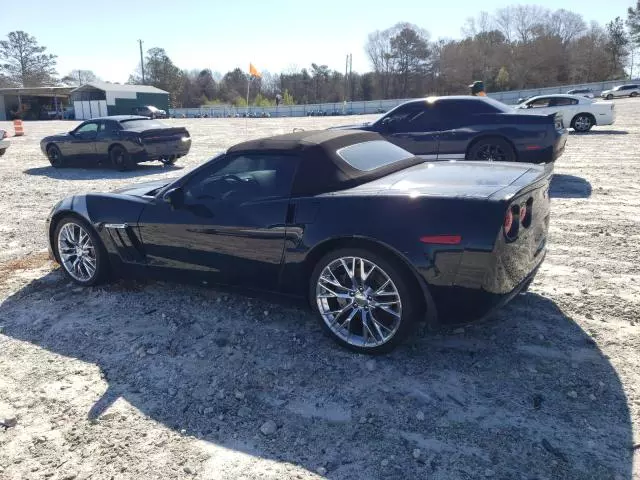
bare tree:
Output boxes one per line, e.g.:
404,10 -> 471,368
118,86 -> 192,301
61,69 -> 98,86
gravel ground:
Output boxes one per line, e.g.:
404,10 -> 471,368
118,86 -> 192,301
0,103 -> 639,480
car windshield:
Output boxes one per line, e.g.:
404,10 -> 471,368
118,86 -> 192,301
120,119 -> 167,129
336,140 -> 413,171
613,86 -> 622,91
147,106 -> 159,111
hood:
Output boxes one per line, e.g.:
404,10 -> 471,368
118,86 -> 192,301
337,161 -> 549,200
111,178 -> 177,197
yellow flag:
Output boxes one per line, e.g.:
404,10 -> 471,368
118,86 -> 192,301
249,63 -> 261,78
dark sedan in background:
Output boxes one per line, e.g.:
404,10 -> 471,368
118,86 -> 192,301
46,130 -> 550,353
40,116 -> 191,170
332,96 -> 567,164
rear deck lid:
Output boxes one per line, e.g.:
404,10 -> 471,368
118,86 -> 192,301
340,161 -> 549,200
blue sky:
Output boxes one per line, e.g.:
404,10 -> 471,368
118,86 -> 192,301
1,0 -> 634,83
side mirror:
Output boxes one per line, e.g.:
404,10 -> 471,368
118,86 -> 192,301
162,187 -> 184,209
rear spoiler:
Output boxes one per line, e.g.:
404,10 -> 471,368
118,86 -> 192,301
489,164 -> 552,202
139,127 -> 189,137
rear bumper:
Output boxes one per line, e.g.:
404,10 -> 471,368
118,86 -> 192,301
425,251 -> 545,326
133,141 -> 191,162
516,129 -> 567,164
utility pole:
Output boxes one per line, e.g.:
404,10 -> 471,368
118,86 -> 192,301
138,39 -> 145,84
349,54 -> 353,100
345,54 -> 349,102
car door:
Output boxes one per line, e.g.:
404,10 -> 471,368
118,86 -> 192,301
68,121 -> 99,159
373,102 -> 440,158
137,152 -> 297,290
95,120 -> 120,159
548,97 -> 579,126
435,99 -> 500,160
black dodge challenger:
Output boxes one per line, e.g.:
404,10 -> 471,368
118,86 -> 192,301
40,115 -> 191,170
46,130 -> 550,353
332,96 -> 567,164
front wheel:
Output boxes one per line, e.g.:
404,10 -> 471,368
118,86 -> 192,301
606,94 -> 613,100
467,137 -> 516,162
310,248 -> 419,354
54,216 -> 109,286
571,114 -> 593,133
110,145 -> 131,171
47,145 -> 64,167
160,156 -> 177,166
0,149 -> 5,157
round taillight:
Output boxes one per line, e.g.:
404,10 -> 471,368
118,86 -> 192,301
504,209 -> 513,234
520,204 -> 527,224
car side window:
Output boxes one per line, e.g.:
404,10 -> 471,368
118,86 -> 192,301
550,97 -> 578,107
75,122 -> 99,134
528,98 -> 551,108
183,154 -> 297,205
383,103 -> 439,132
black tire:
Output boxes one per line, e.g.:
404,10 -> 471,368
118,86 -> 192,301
53,216 -> 109,286
606,94 -> 613,100
110,145 -> 131,171
47,144 -> 64,167
631,92 -> 638,98
160,156 -> 177,166
571,114 -> 594,133
467,137 -> 516,162
0,149 -> 5,157
310,247 -> 420,354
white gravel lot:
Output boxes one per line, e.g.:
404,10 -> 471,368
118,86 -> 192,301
0,103 -> 639,480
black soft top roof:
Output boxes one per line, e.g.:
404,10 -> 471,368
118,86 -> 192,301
228,129 -> 423,196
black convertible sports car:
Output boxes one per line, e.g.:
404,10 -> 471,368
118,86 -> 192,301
332,96 -> 567,164
46,130 -> 550,353
40,115 -> 191,170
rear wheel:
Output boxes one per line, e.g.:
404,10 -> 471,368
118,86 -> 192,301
631,92 -> 638,98
54,216 -> 109,286
160,156 -> 177,166
467,137 -> 516,162
110,145 -> 131,171
0,149 -> 5,157
47,145 -> 64,167
571,114 -> 593,133
310,248 -> 419,354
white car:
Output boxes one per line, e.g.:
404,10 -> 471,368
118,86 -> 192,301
514,94 -> 615,132
0,129 -> 9,157
600,84 -> 640,99
566,88 -> 594,98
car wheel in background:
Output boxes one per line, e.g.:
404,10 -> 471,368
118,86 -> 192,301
160,156 -> 177,166
0,149 -> 5,157
54,216 -> 109,286
310,248 -> 419,354
467,137 -> 516,162
606,94 -> 614,100
47,145 -> 64,167
631,92 -> 638,98
571,114 -> 594,133
110,145 -> 131,171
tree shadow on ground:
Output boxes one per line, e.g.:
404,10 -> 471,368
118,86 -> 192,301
23,163 -> 183,181
0,271 -> 634,479
550,174 -> 592,199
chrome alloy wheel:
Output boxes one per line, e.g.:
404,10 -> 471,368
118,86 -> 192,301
316,256 -> 402,348
573,115 -> 592,132
57,222 -> 97,282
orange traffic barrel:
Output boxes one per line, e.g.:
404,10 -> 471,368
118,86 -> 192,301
13,119 -> 24,136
